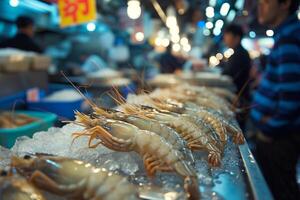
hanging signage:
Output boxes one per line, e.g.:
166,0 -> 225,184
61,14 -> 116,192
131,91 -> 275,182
58,0 -> 97,27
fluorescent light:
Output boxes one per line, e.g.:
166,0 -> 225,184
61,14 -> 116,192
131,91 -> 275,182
155,38 -> 162,46
298,11 -> 300,20
166,16 -> 177,28
266,29 -> 274,37
205,21 -> 214,29
209,56 -> 219,67
172,43 -> 181,52
235,0 -> 245,10
249,31 -> 256,38
169,25 -> 179,35
86,22 -> 96,32
162,38 -> 170,47
209,0 -> 217,7
127,0 -> 141,19
135,32 -> 144,41
216,53 -> 223,60
224,48 -> 234,58
227,10 -> 236,22
206,7 -> 214,18
9,0 -> 19,7
220,3 -> 230,16
183,44 -> 191,52
215,19 -> 224,29
213,28 -> 221,36
203,29 -> 211,36
180,37 -> 189,46
171,34 -> 180,43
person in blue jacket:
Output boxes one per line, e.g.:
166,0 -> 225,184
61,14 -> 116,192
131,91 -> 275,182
251,0 -> 300,199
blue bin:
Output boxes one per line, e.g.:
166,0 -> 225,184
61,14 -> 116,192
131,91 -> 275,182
0,91 -> 26,110
27,99 -> 84,120
0,111 -> 57,148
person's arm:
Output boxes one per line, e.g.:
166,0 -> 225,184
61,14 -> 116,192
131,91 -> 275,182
252,37 -> 300,132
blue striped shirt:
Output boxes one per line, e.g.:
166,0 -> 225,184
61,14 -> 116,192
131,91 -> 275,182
251,15 -> 300,136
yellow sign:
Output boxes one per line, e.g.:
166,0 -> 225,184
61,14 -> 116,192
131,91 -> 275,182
58,0 -> 97,27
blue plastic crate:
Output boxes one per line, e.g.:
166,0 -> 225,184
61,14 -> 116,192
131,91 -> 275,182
27,99 -> 84,120
0,111 -> 57,148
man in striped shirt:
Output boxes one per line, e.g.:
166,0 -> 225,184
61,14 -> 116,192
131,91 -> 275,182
251,0 -> 300,199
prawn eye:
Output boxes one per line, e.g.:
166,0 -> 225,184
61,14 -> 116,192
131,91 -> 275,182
23,155 -> 32,160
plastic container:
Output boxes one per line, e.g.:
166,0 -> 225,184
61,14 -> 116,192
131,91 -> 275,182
0,91 -> 26,110
0,111 -> 57,148
27,86 -> 86,120
27,99 -> 84,120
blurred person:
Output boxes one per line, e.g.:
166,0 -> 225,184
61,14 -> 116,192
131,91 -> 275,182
251,0 -> 300,199
159,45 -> 185,74
222,24 -> 252,131
0,16 -> 43,53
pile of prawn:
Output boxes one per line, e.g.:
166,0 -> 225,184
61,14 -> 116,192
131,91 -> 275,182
1,155 -> 139,200
70,84 -> 245,200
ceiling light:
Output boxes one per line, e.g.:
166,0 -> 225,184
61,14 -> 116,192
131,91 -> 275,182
135,32 -> 144,41
180,37 -> 189,46
203,29 -> 211,36
220,3 -> 230,16
205,22 -> 214,29
227,10 -> 236,22
9,0 -> 19,7
266,29 -> 274,37
162,38 -> 170,47
213,28 -> 221,36
171,34 -> 180,43
172,43 -> 181,52
206,7 -> 214,18
215,19 -> 224,29
249,31 -> 256,38
86,22 -> 96,32
127,0 -> 141,20
216,53 -> 223,60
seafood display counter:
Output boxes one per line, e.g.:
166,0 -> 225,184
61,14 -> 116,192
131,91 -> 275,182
0,84 -> 272,200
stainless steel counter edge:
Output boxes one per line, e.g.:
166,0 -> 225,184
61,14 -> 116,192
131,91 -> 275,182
239,141 -> 274,200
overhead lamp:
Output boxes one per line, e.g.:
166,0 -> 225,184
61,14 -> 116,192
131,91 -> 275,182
169,25 -> 179,35
266,30 -> 274,37
216,53 -> 223,60
127,0 -> 141,20
249,31 -> 256,38
220,3 -> 230,16
155,38 -> 162,46
86,22 -> 96,32
213,28 -> 221,36
235,0 -> 245,10
209,0 -> 217,7
166,16 -> 177,29
209,56 -> 219,67
180,37 -> 188,46
9,0 -> 19,7
224,48 -> 234,58
162,38 -> 170,47
183,44 -> 191,52
206,7 -> 214,18
171,34 -> 180,43
227,10 -> 236,22
205,21 -> 214,29
203,29 -> 211,36
172,43 -> 181,52
215,19 -> 224,29
135,32 -> 144,41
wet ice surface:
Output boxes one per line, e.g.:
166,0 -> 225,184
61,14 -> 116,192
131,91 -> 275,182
8,124 -> 248,200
